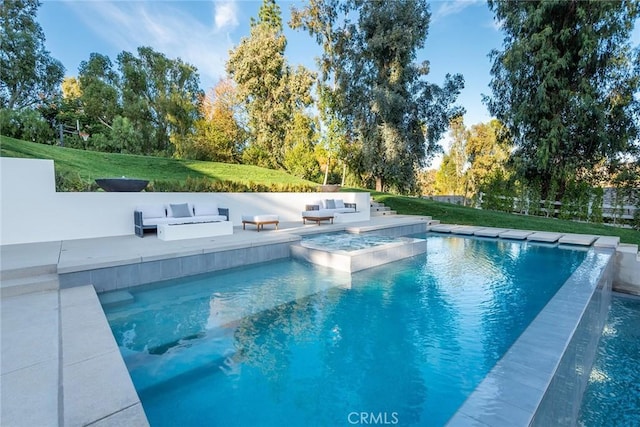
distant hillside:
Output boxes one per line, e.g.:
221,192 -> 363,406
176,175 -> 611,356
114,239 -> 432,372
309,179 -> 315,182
0,136 -> 317,187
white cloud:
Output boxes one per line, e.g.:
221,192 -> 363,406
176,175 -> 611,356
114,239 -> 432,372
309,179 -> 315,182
214,2 -> 239,32
67,1 -> 236,90
431,0 -> 482,23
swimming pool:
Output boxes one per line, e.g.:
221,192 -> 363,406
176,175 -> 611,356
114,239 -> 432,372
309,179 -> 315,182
578,293 -> 640,426
101,235 -> 588,426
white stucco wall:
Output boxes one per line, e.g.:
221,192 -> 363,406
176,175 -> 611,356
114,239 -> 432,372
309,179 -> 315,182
0,157 -> 370,245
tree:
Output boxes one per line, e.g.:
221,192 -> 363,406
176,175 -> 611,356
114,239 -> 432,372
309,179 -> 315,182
486,0 -> 640,199
291,0 -> 352,185
448,116 -> 469,196
283,111 -> 321,180
189,78 -> 246,162
432,118 -> 468,196
227,0 -> 315,169
0,0 -> 64,109
465,119 -> 511,195
118,47 -> 203,155
433,153 -> 459,195
292,0 -> 464,193
78,53 -> 120,130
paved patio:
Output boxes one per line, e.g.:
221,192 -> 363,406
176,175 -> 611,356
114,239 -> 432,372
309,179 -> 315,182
0,216 -> 624,426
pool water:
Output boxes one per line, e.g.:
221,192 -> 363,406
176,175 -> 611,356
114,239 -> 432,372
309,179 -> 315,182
578,294 -> 640,426
300,231 -> 400,251
102,235 -> 587,426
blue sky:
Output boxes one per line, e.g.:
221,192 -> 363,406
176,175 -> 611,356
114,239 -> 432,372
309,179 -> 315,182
38,0 -> 639,159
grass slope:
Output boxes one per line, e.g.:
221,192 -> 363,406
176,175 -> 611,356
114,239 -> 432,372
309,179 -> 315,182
0,136 -> 316,186
362,191 -> 640,246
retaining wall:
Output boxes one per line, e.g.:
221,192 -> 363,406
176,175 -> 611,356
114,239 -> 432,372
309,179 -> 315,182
0,157 -> 369,245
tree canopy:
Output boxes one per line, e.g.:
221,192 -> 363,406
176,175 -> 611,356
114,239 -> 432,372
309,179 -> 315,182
0,0 -> 64,109
292,0 -> 464,193
486,0 -> 640,198
227,0 -> 315,169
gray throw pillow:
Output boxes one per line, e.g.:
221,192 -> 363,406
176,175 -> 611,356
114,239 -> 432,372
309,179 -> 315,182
325,199 -> 336,209
170,203 -> 192,218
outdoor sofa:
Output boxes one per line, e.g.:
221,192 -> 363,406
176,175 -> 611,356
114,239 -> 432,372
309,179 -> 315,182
134,203 -> 229,237
302,199 -> 356,224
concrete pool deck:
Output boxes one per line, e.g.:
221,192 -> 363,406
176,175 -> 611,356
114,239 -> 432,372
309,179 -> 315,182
0,215 -> 637,426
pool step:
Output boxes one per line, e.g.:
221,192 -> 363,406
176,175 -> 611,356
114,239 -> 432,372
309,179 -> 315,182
0,263 -> 57,281
0,273 -> 59,298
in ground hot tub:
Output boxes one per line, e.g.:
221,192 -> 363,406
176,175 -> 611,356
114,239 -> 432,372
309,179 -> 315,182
291,231 -> 427,272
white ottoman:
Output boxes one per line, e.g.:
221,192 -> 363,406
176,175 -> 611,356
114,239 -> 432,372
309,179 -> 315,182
241,214 -> 279,231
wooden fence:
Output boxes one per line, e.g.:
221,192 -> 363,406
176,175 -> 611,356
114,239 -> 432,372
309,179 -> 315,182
477,187 -> 638,224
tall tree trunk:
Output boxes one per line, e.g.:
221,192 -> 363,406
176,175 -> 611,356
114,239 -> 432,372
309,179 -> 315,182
375,176 -> 383,192
323,155 -> 331,185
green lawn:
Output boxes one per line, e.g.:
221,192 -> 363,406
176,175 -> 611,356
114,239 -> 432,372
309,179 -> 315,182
365,191 -> 640,246
0,136 -> 316,186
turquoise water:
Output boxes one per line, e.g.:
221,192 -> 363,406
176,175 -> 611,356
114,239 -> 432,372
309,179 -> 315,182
578,294 -> 640,426
102,236 -> 587,426
300,231 -> 400,251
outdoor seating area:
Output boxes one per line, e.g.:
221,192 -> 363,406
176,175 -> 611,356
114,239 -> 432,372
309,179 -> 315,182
134,202 -> 230,237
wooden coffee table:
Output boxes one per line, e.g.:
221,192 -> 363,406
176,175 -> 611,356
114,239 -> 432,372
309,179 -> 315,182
302,215 -> 334,225
242,214 -> 279,231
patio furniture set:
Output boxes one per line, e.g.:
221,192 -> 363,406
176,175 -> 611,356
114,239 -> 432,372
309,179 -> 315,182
134,199 -> 357,240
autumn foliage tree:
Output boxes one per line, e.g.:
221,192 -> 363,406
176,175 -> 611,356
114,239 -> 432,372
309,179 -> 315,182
188,78 -> 246,162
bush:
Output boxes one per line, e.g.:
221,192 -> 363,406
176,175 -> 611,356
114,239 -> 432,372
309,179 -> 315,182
147,176 -> 317,193
0,108 -> 54,144
55,170 -> 97,192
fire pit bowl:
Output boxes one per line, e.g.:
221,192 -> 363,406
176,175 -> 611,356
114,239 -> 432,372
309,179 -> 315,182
95,178 -> 149,192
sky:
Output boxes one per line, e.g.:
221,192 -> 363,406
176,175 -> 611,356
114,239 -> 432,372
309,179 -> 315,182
38,0 -> 640,166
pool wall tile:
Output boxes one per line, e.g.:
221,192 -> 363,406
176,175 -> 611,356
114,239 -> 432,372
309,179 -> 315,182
90,268 -> 118,293
116,263 -> 140,289
138,260 -> 166,285
447,249 -> 614,427
530,253 -> 613,426
179,254 -> 205,277
159,257 -> 182,281
59,270 -> 91,289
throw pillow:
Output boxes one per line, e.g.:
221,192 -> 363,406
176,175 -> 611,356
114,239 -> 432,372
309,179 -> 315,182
335,199 -> 345,208
170,203 -> 192,218
194,203 -> 218,216
325,199 -> 336,209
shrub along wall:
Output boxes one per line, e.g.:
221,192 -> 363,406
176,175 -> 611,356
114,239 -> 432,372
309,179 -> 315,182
55,171 -> 318,193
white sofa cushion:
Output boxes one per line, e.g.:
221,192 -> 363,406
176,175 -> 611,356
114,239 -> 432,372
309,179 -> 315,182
193,203 -> 218,216
137,205 -> 166,220
302,209 -> 335,217
165,203 -> 194,218
335,199 -> 345,208
334,207 -> 356,213
191,215 -> 227,223
143,217 -> 172,226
